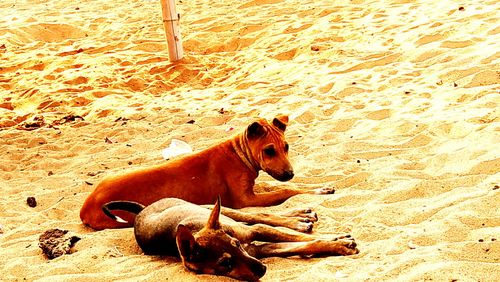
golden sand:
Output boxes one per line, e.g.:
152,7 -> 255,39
0,0 -> 499,281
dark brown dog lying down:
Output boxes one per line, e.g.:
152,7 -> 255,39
81,115 -> 334,230
103,197 -> 359,281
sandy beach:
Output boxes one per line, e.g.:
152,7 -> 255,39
1,0 -> 499,281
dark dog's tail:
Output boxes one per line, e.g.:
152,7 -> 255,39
102,201 -> 146,224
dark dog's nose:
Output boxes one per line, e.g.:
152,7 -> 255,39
251,262 -> 267,278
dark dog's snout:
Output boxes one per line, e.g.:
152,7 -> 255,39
251,262 -> 267,278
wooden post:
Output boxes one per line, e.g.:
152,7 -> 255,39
160,0 -> 183,62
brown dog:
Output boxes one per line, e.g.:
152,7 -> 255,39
80,115 -> 334,230
102,197 -> 359,281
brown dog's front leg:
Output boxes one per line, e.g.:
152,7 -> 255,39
239,186 -> 334,208
239,189 -> 309,207
248,238 -> 359,258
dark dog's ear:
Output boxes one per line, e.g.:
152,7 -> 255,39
247,121 -> 266,139
176,225 -> 197,262
206,196 -> 221,230
272,115 -> 289,132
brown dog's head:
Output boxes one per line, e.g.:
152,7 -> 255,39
245,115 -> 294,181
176,197 -> 266,281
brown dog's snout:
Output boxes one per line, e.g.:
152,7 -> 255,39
273,169 -> 294,182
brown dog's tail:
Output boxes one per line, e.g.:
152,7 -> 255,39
102,201 -> 145,224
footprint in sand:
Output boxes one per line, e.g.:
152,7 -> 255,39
366,109 -> 392,120
238,24 -> 267,36
335,87 -> 366,99
413,50 -> 444,63
330,53 -> 401,74
209,37 -> 258,53
238,0 -> 284,9
465,70 -> 500,88
415,34 -> 444,46
273,48 -> 297,61
64,76 -> 88,85
26,137 -> 48,148
318,82 -> 334,94
283,24 -> 313,34
440,40 -> 475,49
469,158 -> 500,175
293,110 -> 316,124
331,118 -> 357,132
17,23 -> 87,43
399,134 -> 432,148
123,78 -> 147,92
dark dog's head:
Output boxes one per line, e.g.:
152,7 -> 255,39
245,115 -> 294,181
176,197 -> 266,281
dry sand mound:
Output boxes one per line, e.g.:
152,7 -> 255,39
1,0 -> 499,281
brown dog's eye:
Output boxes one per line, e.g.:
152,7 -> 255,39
264,147 -> 276,156
284,143 -> 289,152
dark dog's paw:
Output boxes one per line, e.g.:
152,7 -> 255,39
279,218 -> 314,233
310,238 -> 359,257
313,187 -> 335,195
295,222 -> 314,233
338,239 -> 359,255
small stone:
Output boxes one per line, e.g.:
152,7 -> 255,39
27,197 -> 37,208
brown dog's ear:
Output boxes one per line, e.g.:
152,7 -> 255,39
247,121 -> 266,139
272,115 -> 288,132
176,225 -> 197,262
206,196 -> 221,230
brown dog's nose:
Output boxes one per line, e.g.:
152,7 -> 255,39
281,170 -> 294,181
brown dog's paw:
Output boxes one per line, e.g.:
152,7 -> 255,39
281,208 -> 318,222
313,187 -> 335,195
